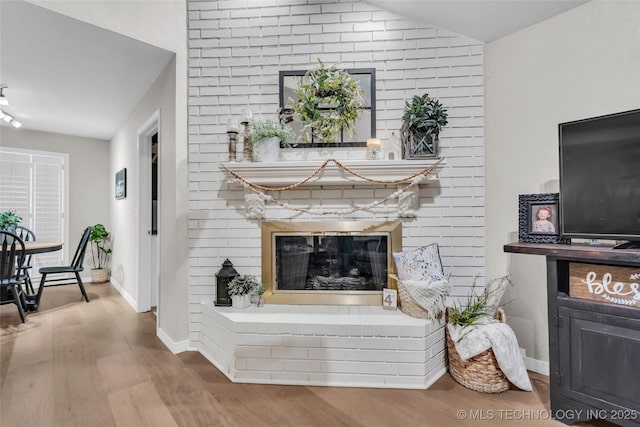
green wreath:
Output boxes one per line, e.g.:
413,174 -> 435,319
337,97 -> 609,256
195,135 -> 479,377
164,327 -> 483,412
293,59 -> 365,143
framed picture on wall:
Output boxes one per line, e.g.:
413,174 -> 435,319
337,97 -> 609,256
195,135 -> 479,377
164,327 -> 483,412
518,193 -> 570,244
115,168 -> 127,200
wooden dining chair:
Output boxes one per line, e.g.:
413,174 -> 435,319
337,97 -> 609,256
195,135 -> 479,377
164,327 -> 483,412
0,230 -> 28,323
35,226 -> 92,307
14,225 -> 36,293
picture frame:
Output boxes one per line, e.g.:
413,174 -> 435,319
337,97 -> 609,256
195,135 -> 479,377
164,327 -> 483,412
278,68 -> 376,148
115,168 -> 127,200
518,193 -> 570,244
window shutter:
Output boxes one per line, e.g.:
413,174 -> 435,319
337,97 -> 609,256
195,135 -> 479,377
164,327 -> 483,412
0,148 -> 67,270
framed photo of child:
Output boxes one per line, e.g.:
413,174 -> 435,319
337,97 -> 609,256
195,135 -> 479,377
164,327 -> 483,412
518,193 -> 570,244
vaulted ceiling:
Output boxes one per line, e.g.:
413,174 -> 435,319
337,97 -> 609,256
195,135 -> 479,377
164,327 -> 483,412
0,0 -> 587,140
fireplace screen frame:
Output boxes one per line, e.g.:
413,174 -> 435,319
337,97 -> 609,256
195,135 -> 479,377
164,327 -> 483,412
261,221 -> 402,305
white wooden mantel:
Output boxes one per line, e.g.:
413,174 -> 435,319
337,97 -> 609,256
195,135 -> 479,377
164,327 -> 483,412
219,159 -> 445,219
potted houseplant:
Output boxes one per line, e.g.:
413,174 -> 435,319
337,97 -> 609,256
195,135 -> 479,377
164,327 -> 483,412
400,93 -> 448,158
0,210 -> 22,232
247,118 -> 293,162
228,275 -> 260,309
90,223 -> 112,283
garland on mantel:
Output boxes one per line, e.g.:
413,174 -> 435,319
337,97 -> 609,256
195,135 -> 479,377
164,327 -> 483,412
221,158 -> 443,192
221,158 -> 443,217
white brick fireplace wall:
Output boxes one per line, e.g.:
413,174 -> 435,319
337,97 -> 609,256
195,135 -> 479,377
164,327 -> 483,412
187,0 -> 485,368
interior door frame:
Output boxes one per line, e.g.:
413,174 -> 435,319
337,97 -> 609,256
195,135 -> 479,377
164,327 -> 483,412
137,110 -> 160,313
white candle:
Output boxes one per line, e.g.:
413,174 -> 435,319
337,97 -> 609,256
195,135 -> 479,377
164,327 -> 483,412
367,138 -> 381,148
227,118 -> 240,133
241,109 -> 253,124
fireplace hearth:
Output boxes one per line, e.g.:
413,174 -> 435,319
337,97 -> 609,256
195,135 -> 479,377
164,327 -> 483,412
262,221 -> 402,305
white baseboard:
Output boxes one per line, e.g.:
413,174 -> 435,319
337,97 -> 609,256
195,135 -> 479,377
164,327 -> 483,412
108,277 -> 139,312
157,327 -> 193,354
524,356 -> 550,376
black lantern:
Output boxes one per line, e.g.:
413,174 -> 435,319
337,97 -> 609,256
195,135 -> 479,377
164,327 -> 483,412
215,259 -> 238,306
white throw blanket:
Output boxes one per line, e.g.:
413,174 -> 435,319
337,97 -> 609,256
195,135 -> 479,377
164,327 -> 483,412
447,316 -> 532,391
401,277 -> 451,319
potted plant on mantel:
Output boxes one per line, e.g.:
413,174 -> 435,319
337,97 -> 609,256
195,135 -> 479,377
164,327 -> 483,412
400,93 -> 448,159
227,274 -> 260,309
90,223 -> 112,283
247,118 -> 293,162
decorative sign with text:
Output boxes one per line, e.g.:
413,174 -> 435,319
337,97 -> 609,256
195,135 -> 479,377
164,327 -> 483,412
569,263 -> 640,308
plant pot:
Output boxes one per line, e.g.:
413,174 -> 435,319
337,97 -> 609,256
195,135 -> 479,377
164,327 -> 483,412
401,130 -> 439,159
91,268 -> 110,283
253,137 -> 280,162
231,293 -> 251,309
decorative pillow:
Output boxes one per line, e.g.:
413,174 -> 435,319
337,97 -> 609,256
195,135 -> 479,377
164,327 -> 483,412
392,243 -> 445,281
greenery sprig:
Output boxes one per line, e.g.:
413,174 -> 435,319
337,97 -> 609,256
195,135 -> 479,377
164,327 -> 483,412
228,275 -> 260,296
401,93 -> 448,136
292,58 -> 364,143
247,118 -> 293,147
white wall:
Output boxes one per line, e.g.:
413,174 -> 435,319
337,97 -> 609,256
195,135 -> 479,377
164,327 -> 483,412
485,0 -> 640,364
109,57 -> 179,314
0,126 -> 110,254
187,0 -> 486,344
32,0 -> 190,345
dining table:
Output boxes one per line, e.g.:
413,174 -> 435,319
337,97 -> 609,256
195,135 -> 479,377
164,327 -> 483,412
24,241 -> 63,255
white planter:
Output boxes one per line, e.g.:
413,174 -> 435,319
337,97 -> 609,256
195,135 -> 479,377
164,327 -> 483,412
231,293 -> 251,309
253,137 -> 280,162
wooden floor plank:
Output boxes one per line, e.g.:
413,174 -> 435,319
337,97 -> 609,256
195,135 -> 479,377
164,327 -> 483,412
0,283 -> 615,427
96,350 -> 149,395
108,381 -> 179,427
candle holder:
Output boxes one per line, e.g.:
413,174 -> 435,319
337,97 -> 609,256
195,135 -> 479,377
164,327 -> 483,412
227,118 -> 241,161
241,112 -> 253,162
367,138 -> 381,160
227,131 -> 238,162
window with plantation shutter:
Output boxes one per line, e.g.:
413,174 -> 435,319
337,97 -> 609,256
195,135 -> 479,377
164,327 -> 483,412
0,148 -> 69,272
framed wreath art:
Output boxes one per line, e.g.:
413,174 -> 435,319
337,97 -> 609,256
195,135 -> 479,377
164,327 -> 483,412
279,59 -> 374,146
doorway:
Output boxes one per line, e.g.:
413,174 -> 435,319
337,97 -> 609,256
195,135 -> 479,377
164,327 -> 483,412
137,111 -> 160,314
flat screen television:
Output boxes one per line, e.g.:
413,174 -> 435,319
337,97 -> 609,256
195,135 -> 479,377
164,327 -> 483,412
559,108 -> 640,248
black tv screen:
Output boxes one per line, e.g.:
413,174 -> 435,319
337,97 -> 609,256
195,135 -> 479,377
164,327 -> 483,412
559,109 -> 640,241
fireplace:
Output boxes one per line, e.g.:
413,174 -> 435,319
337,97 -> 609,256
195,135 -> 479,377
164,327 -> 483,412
261,221 -> 402,305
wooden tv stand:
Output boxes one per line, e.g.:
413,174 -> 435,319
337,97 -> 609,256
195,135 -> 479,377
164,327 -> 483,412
504,242 -> 640,426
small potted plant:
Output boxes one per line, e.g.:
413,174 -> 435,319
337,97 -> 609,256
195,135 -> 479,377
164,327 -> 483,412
90,223 -> 112,283
253,283 -> 267,307
0,210 -> 22,232
400,93 -> 448,158
227,274 -> 259,309
247,118 -> 293,162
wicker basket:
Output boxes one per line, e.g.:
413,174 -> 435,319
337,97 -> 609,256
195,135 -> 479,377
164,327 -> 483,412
91,268 -> 110,283
445,308 -> 510,393
396,279 -> 442,319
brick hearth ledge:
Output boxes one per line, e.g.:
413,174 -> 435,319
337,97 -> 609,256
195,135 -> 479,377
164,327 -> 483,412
199,303 -> 446,389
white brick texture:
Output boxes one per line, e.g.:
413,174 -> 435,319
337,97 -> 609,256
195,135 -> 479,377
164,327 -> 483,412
199,303 -> 447,389
188,0 -> 486,347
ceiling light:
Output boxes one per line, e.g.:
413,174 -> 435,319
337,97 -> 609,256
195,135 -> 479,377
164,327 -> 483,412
0,86 -> 8,106
0,108 -> 21,128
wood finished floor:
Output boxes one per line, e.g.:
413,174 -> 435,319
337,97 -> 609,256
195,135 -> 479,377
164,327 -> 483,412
1,283 -> 613,427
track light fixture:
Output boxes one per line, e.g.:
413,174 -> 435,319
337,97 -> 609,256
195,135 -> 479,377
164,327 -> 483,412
0,85 -> 8,106
0,109 -> 22,128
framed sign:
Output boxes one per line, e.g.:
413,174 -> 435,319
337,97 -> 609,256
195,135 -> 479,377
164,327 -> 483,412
279,68 -> 376,148
518,193 -> 570,244
115,168 -> 127,200
383,288 -> 398,310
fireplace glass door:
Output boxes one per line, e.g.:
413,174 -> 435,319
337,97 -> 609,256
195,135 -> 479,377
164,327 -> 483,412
275,234 -> 388,292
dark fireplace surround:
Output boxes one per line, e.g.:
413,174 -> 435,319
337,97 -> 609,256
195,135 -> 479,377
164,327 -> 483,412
261,221 -> 402,305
